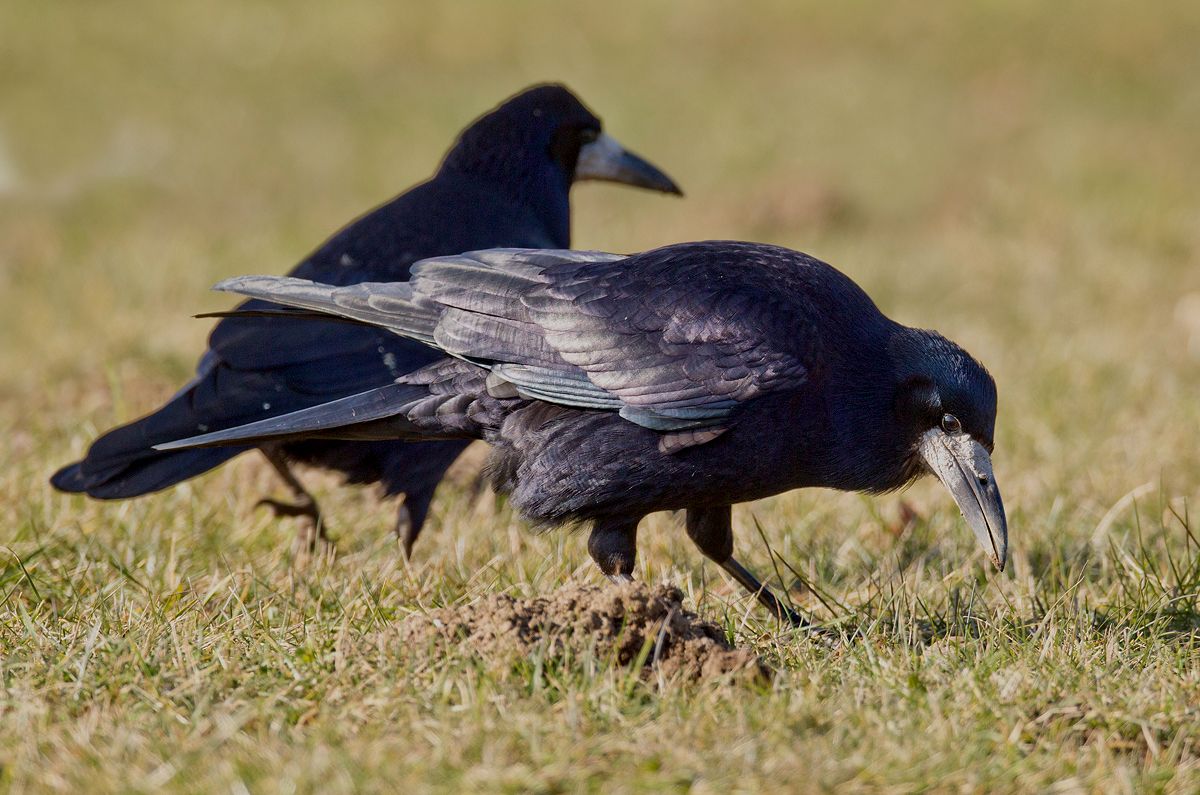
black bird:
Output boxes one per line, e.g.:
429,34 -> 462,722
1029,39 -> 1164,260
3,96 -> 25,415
158,241 -> 1008,626
51,84 -> 682,555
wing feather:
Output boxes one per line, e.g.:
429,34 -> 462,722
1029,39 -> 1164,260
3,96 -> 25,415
212,245 -> 816,440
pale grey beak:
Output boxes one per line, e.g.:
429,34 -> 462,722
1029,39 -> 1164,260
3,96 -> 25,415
918,428 -> 1008,571
574,132 -> 682,195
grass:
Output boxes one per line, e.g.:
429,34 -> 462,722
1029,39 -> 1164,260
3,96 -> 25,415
4,0 -> 1200,791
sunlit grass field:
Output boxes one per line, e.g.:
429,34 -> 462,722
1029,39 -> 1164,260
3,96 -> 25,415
4,1 -> 1200,791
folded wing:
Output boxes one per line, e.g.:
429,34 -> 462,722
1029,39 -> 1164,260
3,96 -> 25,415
167,246 -> 813,450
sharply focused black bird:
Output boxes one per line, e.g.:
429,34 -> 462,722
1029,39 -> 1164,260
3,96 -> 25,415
158,241 -> 1008,625
51,84 -> 681,555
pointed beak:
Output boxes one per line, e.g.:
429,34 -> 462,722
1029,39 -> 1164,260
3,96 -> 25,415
574,132 -> 683,195
918,429 -> 1008,571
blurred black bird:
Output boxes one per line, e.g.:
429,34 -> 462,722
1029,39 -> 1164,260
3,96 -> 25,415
158,241 -> 1008,626
51,84 -> 682,555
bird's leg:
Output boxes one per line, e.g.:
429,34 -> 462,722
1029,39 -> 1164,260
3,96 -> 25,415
394,497 -> 416,559
396,484 -> 439,560
686,506 -> 813,629
257,444 -> 330,555
588,517 -> 641,584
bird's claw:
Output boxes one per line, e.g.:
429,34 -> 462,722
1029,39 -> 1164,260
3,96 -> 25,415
255,496 -> 319,520
718,557 -> 848,642
291,518 -> 335,563
255,497 -> 332,558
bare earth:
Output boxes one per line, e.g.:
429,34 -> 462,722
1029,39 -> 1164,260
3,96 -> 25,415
396,581 -> 772,683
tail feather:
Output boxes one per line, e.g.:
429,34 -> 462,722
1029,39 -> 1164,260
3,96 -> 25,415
51,324 -> 455,499
49,462 -> 88,493
52,386 -> 254,498
53,447 -> 248,499
211,277 -> 440,346
154,382 -> 438,451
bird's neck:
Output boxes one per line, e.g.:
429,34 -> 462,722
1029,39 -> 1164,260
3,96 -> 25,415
812,326 -> 928,494
439,158 -> 573,249
817,386 -> 912,494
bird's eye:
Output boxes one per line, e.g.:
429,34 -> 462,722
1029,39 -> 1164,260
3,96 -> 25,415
580,128 -> 599,145
941,413 -> 961,434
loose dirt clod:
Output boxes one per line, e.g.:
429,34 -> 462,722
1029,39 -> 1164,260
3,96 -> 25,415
397,581 -> 772,683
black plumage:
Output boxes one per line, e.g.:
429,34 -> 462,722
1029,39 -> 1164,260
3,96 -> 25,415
51,84 -> 681,555
160,241 -> 1009,626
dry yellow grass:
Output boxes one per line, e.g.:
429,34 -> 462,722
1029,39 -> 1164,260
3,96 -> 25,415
4,1 -> 1200,792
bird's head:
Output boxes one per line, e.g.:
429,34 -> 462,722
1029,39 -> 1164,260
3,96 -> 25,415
891,331 -> 1007,571
441,85 -> 680,232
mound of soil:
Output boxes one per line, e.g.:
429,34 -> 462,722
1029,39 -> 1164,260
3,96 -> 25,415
398,581 -> 771,683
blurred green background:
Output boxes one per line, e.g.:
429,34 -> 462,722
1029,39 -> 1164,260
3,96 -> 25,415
5,0 -> 1200,512
4,1 -> 1200,791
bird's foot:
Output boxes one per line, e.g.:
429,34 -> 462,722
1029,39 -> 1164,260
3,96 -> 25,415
290,516 -> 335,564
255,496 -> 334,561
256,495 -> 319,520
606,573 -> 635,585
720,558 -> 841,642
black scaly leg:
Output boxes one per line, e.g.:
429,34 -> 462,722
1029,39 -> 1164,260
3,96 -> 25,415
396,482 -> 439,559
394,499 -> 416,559
588,516 -> 641,583
257,444 -> 329,554
686,505 -> 812,629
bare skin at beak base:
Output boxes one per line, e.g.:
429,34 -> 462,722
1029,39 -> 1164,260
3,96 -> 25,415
918,428 -> 1008,571
575,132 -> 683,195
